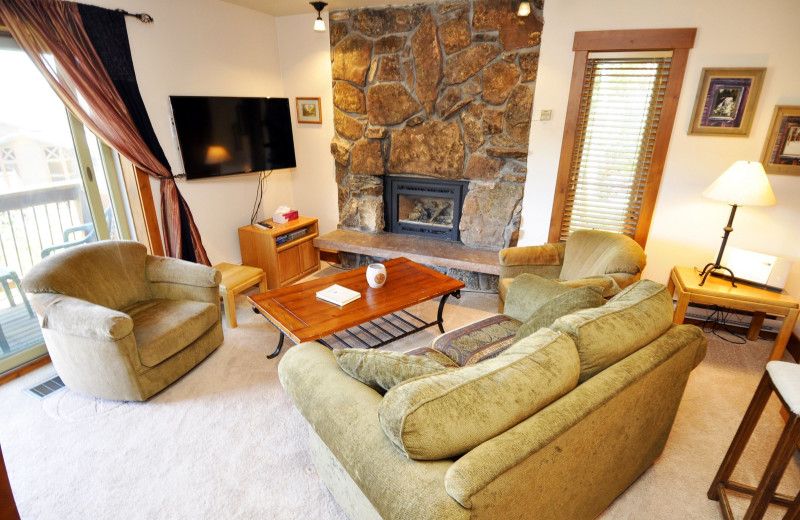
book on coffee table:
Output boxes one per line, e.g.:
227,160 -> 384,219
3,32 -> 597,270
316,284 -> 361,306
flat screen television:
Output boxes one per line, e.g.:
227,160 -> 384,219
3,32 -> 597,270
169,96 -> 297,180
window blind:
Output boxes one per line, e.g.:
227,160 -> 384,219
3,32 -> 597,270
560,53 -> 672,242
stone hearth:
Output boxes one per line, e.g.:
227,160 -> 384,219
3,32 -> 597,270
330,0 -> 543,250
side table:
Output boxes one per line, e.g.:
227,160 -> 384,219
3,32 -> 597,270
215,263 -> 267,328
667,265 -> 800,361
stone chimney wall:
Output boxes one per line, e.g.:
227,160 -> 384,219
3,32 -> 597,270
330,0 -> 543,249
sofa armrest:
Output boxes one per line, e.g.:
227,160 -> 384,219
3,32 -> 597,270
146,256 -> 221,303
279,342 -> 468,520
444,324 -> 706,512
499,242 -> 565,279
146,255 -> 220,287
30,293 -> 133,341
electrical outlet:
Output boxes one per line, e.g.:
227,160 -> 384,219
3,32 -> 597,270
540,109 -> 552,121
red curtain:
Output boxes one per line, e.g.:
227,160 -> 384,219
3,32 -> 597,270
0,0 -> 211,265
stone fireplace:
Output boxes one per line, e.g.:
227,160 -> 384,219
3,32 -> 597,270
329,0 -> 543,250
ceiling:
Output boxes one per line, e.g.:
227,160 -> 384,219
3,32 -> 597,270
216,0 -> 430,17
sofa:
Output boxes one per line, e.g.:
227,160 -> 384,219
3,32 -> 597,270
22,240 -> 223,401
497,229 -> 647,312
279,278 -> 706,520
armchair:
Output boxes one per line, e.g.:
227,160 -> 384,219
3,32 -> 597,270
22,240 -> 223,401
498,229 -> 646,312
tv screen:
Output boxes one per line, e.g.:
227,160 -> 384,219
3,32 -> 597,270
169,96 -> 297,180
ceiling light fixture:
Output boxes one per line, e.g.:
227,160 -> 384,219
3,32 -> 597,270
310,1 -> 328,32
517,1 -> 531,16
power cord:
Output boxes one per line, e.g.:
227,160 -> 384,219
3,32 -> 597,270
701,305 -> 747,344
250,170 -> 273,225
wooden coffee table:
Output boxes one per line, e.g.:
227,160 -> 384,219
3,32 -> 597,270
249,257 -> 466,359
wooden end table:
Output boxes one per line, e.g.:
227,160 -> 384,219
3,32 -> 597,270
667,265 -> 800,361
249,257 -> 466,359
215,263 -> 267,328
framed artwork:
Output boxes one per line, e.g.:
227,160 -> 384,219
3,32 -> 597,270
296,97 -> 322,124
760,105 -> 800,175
687,68 -> 765,136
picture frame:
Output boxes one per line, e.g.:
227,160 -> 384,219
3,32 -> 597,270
760,105 -> 800,175
296,97 -> 322,124
687,68 -> 765,136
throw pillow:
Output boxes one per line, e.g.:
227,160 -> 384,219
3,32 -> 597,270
378,328 -> 580,460
416,314 -> 521,366
333,348 -> 448,392
550,279 -> 674,382
503,273 -> 572,322
515,285 -> 605,342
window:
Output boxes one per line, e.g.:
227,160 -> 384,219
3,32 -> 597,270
0,147 -> 20,188
44,145 -> 79,182
549,29 -> 696,247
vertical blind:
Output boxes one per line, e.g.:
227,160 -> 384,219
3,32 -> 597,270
560,52 -> 672,242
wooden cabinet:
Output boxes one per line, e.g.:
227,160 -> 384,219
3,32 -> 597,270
238,216 -> 320,290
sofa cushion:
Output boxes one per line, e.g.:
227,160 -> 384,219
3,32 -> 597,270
378,328 -> 580,460
125,299 -> 219,367
417,314 -> 521,366
515,285 -> 605,342
549,279 -> 673,382
503,274 -> 572,322
333,349 -> 448,391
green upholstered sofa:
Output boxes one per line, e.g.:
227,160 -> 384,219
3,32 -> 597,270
279,280 -> 706,520
22,240 -> 223,401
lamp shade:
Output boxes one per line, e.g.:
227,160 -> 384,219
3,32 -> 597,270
702,160 -> 777,206
517,1 -> 531,16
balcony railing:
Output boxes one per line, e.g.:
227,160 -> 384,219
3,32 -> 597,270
0,181 -> 91,278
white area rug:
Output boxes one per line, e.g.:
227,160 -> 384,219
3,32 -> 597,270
0,286 -> 798,519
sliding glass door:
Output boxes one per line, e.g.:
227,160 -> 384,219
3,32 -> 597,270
0,32 -> 133,374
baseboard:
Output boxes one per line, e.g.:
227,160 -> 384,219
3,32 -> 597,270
0,355 -> 51,387
682,316 -> 798,362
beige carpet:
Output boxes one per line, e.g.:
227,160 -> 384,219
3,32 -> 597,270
0,281 -> 798,519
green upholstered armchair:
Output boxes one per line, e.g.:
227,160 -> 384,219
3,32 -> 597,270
498,229 -> 646,312
22,240 -> 223,401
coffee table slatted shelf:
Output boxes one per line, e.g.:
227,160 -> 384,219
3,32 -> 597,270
248,257 -> 465,358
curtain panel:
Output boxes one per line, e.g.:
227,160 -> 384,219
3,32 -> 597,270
0,0 -> 210,265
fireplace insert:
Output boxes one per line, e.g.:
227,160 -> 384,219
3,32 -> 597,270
383,176 -> 469,242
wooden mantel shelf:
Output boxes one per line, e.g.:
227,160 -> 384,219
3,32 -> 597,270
313,230 -> 501,275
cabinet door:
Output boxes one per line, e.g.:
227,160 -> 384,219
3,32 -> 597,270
277,247 -> 301,285
298,240 -> 319,272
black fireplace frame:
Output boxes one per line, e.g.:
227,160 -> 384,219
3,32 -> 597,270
383,176 -> 469,242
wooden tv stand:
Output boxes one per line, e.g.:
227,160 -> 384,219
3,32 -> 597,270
238,216 -> 320,290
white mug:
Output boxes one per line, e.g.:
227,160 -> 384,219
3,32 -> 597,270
366,263 -> 387,288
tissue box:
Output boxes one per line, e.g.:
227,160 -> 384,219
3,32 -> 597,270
273,210 -> 298,224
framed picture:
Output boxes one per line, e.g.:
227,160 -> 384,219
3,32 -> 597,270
688,68 -> 765,136
296,97 -> 321,124
760,105 -> 800,175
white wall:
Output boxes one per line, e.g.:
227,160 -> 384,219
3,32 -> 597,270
276,13 -> 339,235
522,0 -> 800,331
88,0 -> 292,264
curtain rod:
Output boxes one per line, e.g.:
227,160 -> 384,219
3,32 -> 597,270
116,9 -> 154,23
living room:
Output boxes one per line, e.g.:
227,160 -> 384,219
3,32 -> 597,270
1,0 -> 800,518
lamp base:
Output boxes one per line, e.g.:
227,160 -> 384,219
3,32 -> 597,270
699,263 -> 737,287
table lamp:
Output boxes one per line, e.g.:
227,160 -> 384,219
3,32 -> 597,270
698,160 -> 776,286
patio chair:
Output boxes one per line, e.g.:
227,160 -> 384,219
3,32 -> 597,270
40,206 -> 115,258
